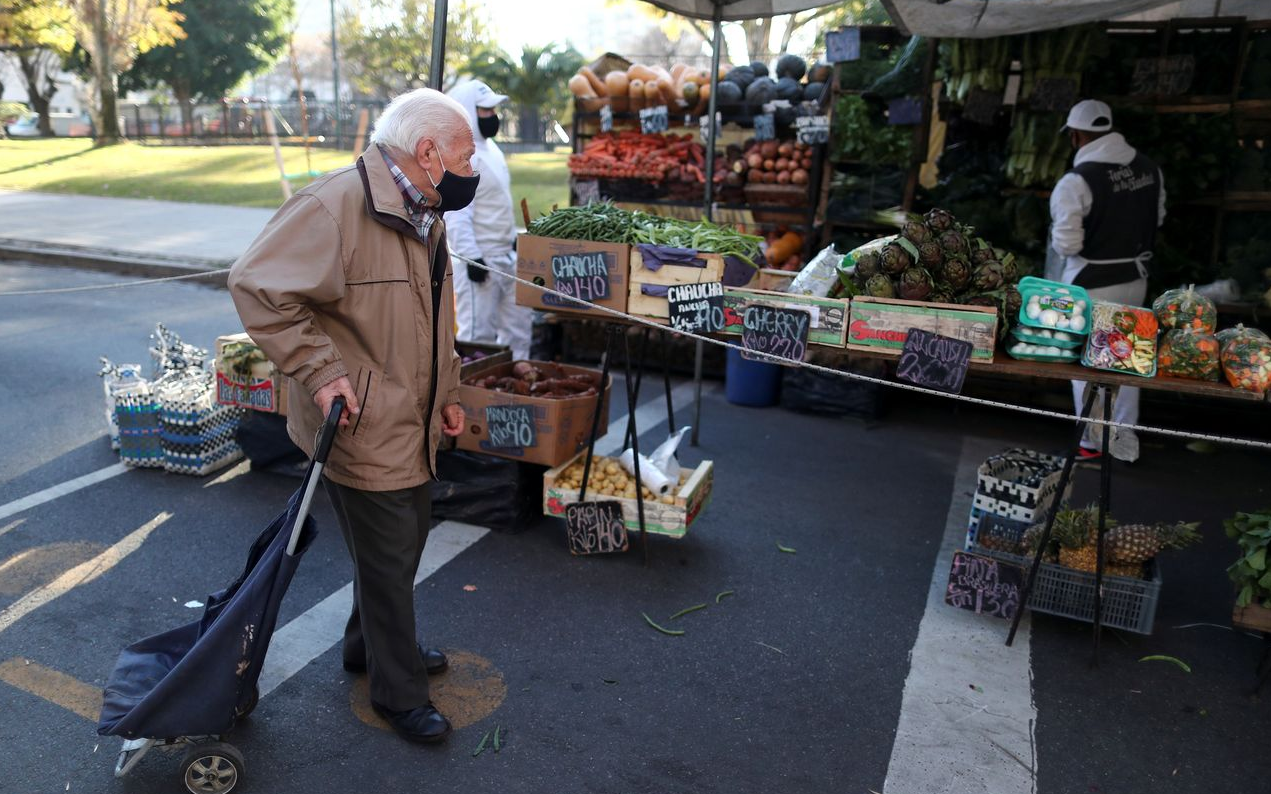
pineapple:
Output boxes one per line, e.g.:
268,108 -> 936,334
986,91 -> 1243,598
1107,521 -> 1201,564
1053,506 -> 1113,573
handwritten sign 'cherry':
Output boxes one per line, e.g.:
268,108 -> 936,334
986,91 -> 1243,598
668,282 -> 725,334
566,500 -> 629,555
896,328 -> 972,394
485,404 -> 536,451
741,305 -> 810,364
549,251 -> 612,305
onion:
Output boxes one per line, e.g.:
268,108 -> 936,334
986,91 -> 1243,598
775,157 -> 790,171
763,159 -> 775,171
746,153 -> 763,169
776,170 -> 791,184
791,168 -> 809,185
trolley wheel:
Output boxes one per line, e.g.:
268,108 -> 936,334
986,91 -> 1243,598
180,741 -> 244,794
234,685 -> 259,720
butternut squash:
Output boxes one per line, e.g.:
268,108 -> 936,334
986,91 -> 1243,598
579,66 -> 607,97
626,64 -> 659,83
604,71 -> 629,97
628,79 -> 646,110
568,74 -> 594,98
765,231 -> 803,266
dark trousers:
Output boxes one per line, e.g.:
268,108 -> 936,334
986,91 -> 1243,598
324,479 -> 433,711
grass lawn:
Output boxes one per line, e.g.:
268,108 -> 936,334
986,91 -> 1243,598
0,138 -> 569,218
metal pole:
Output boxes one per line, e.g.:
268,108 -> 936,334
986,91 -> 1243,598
429,0 -> 449,91
330,0 -> 341,149
691,5 -> 723,449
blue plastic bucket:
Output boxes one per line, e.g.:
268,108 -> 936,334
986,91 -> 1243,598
725,348 -> 782,407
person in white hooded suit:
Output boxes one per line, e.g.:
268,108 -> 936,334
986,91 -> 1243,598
446,79 -> 532,359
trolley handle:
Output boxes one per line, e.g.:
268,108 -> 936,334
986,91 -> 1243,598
313,397 -> 345,466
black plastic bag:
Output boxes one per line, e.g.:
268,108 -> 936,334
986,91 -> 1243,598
432,450 -> 540,533
781,367 -> 885,420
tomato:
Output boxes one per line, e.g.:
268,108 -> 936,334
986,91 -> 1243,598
1108,332 -> 1133,360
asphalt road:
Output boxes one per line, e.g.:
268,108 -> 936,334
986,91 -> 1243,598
1,260 -> 1269,794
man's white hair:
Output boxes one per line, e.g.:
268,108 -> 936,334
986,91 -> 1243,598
370,88 -> 471,156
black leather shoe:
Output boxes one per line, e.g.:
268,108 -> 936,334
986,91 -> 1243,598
371,700 -> 452,744
343,644 -> 448,675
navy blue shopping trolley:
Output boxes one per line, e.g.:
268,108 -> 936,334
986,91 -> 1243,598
97,400 -> 343,793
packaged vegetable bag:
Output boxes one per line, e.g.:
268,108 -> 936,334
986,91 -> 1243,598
1216,323 -> 1269,347
1153,284 -> 1217,333
1221,336 -> 1271,394
1157,327 -> 1220,381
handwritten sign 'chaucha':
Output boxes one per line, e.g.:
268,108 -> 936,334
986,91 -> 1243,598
550,251 -> 612,305
667,282 -> 725,334
741,304 -> 811,364
484,404 -> 536,451
896,328 -> 973,394
566,500 -> 628,555
945,551 -> 1024,620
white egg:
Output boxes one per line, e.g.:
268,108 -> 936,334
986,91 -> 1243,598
1039,308 -> 1061,327
1045,346 -> 1062,356
1039,329 -> 1052,338
1055,332 -> 1071,342
1057,317 -> 1071,329
1011,343 -> 1027,354
1025,303 -> 1042,319
1069,316 -> 1087,333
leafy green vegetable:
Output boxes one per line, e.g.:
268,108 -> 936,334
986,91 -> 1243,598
1225,509 -> 1271,609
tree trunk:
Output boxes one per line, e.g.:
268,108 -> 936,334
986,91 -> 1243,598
16,51 -> 55,137
93,3 -> 122,145
174,84 -> 193,137
520,106 -> 540,144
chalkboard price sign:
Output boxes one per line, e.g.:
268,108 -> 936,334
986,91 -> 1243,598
753,113 -> 776,141
599,104 -> 613,133
667,282 -> 725,334
741,305 -> 811,364
566,500 -> 629,555
896,328 -> 972,394
826,27 -> 861,63
795,115 -> 830,145
640,105 -> 669,134
574,179 -> 600,205
699,112 -> 721,144
1028,78 -> 1078,112
887,97 -> 923,126
963,88 -> 1003,125
1132,55 -> 1195,96
945,551 -> 1024,620
549,250 -> 612,305
484,404 -> 536,451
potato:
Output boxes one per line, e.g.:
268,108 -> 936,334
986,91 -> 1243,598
660,495 -> 675,505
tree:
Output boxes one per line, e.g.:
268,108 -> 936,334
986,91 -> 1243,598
465,43 -> 583,144
63,0 -> 185,144
121,0 -> 291,134
0,0 -> 76,136
339,0 -> 494,100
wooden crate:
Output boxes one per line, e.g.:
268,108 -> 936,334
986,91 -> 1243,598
627,247 -> 726,322
756,268 -> 796,292
846,296 -> 999,362
1233,603 -> 1271,634
543,452 -> 714,539
721,287 -> 850,348
457,341 -> 512,379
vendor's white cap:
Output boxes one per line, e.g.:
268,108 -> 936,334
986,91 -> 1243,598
470,81 -> 508,108
1063,99 -> 1113,133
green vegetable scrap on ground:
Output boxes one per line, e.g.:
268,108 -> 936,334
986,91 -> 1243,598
641,612 -> 686,636
1139,655 -> 1192,674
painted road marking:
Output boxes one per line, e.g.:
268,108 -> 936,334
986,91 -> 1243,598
0,463 -> 128,522
350,650 -> 507,731
0,542 -> 104,595
203,460 -> 251,488
0,512 -> 171,636
0,518 -> 25,538
257,520 -> 489,697
0,657 -> 101,721
883,438 -> 1037,794
594,380 -> 702,457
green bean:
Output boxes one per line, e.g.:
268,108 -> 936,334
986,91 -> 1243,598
472,730 -> 491,757
715,590 -> 735,603
669,603 -> 708,620
493,724 -> 502,752
642,612 -> 685,636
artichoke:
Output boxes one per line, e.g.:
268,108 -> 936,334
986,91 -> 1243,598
917,241 -> 943,269
999,252 -> 1020,284
972,262 -> 1005,292
930,284 -> 956,305
970,238 -> 995,266
924,208 -> 955,233
963,292 -> 1001,309
939,256 -> 972,292
901,220 -> 932,246
865,273 -> 896,299
1004,285 -> 1023,317
898,267 -> 934,302
938,229 -> 969,257
881,241 -> 913,276
854,250 -> 881,281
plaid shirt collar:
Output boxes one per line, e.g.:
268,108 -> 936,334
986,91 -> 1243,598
378,145 -> 437,241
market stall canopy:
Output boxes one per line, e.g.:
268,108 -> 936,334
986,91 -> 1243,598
881,0 -> 1271,38
641,0 -> 837,22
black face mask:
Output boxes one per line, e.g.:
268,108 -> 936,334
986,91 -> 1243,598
426,148 -> 480,213
477,114 -> 500,140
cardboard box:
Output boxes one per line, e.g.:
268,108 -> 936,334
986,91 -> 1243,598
457,340 -> 512,380
456,361 -> 611,466
720,287 -> 851,348
515,234 -> 629,315
214,333 -> 289,414
543,452 -> 714,539
626,247 -> 726,322
846,297 -> 998,362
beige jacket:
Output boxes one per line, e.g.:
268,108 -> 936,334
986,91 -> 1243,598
229,147 -> 461,491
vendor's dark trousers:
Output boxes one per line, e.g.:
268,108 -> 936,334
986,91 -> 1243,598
324,479 -> 433,711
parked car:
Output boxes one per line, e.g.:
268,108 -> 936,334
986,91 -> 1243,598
6,112 -> 95,137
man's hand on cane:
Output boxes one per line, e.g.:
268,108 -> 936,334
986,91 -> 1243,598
315,377 -> 361,427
